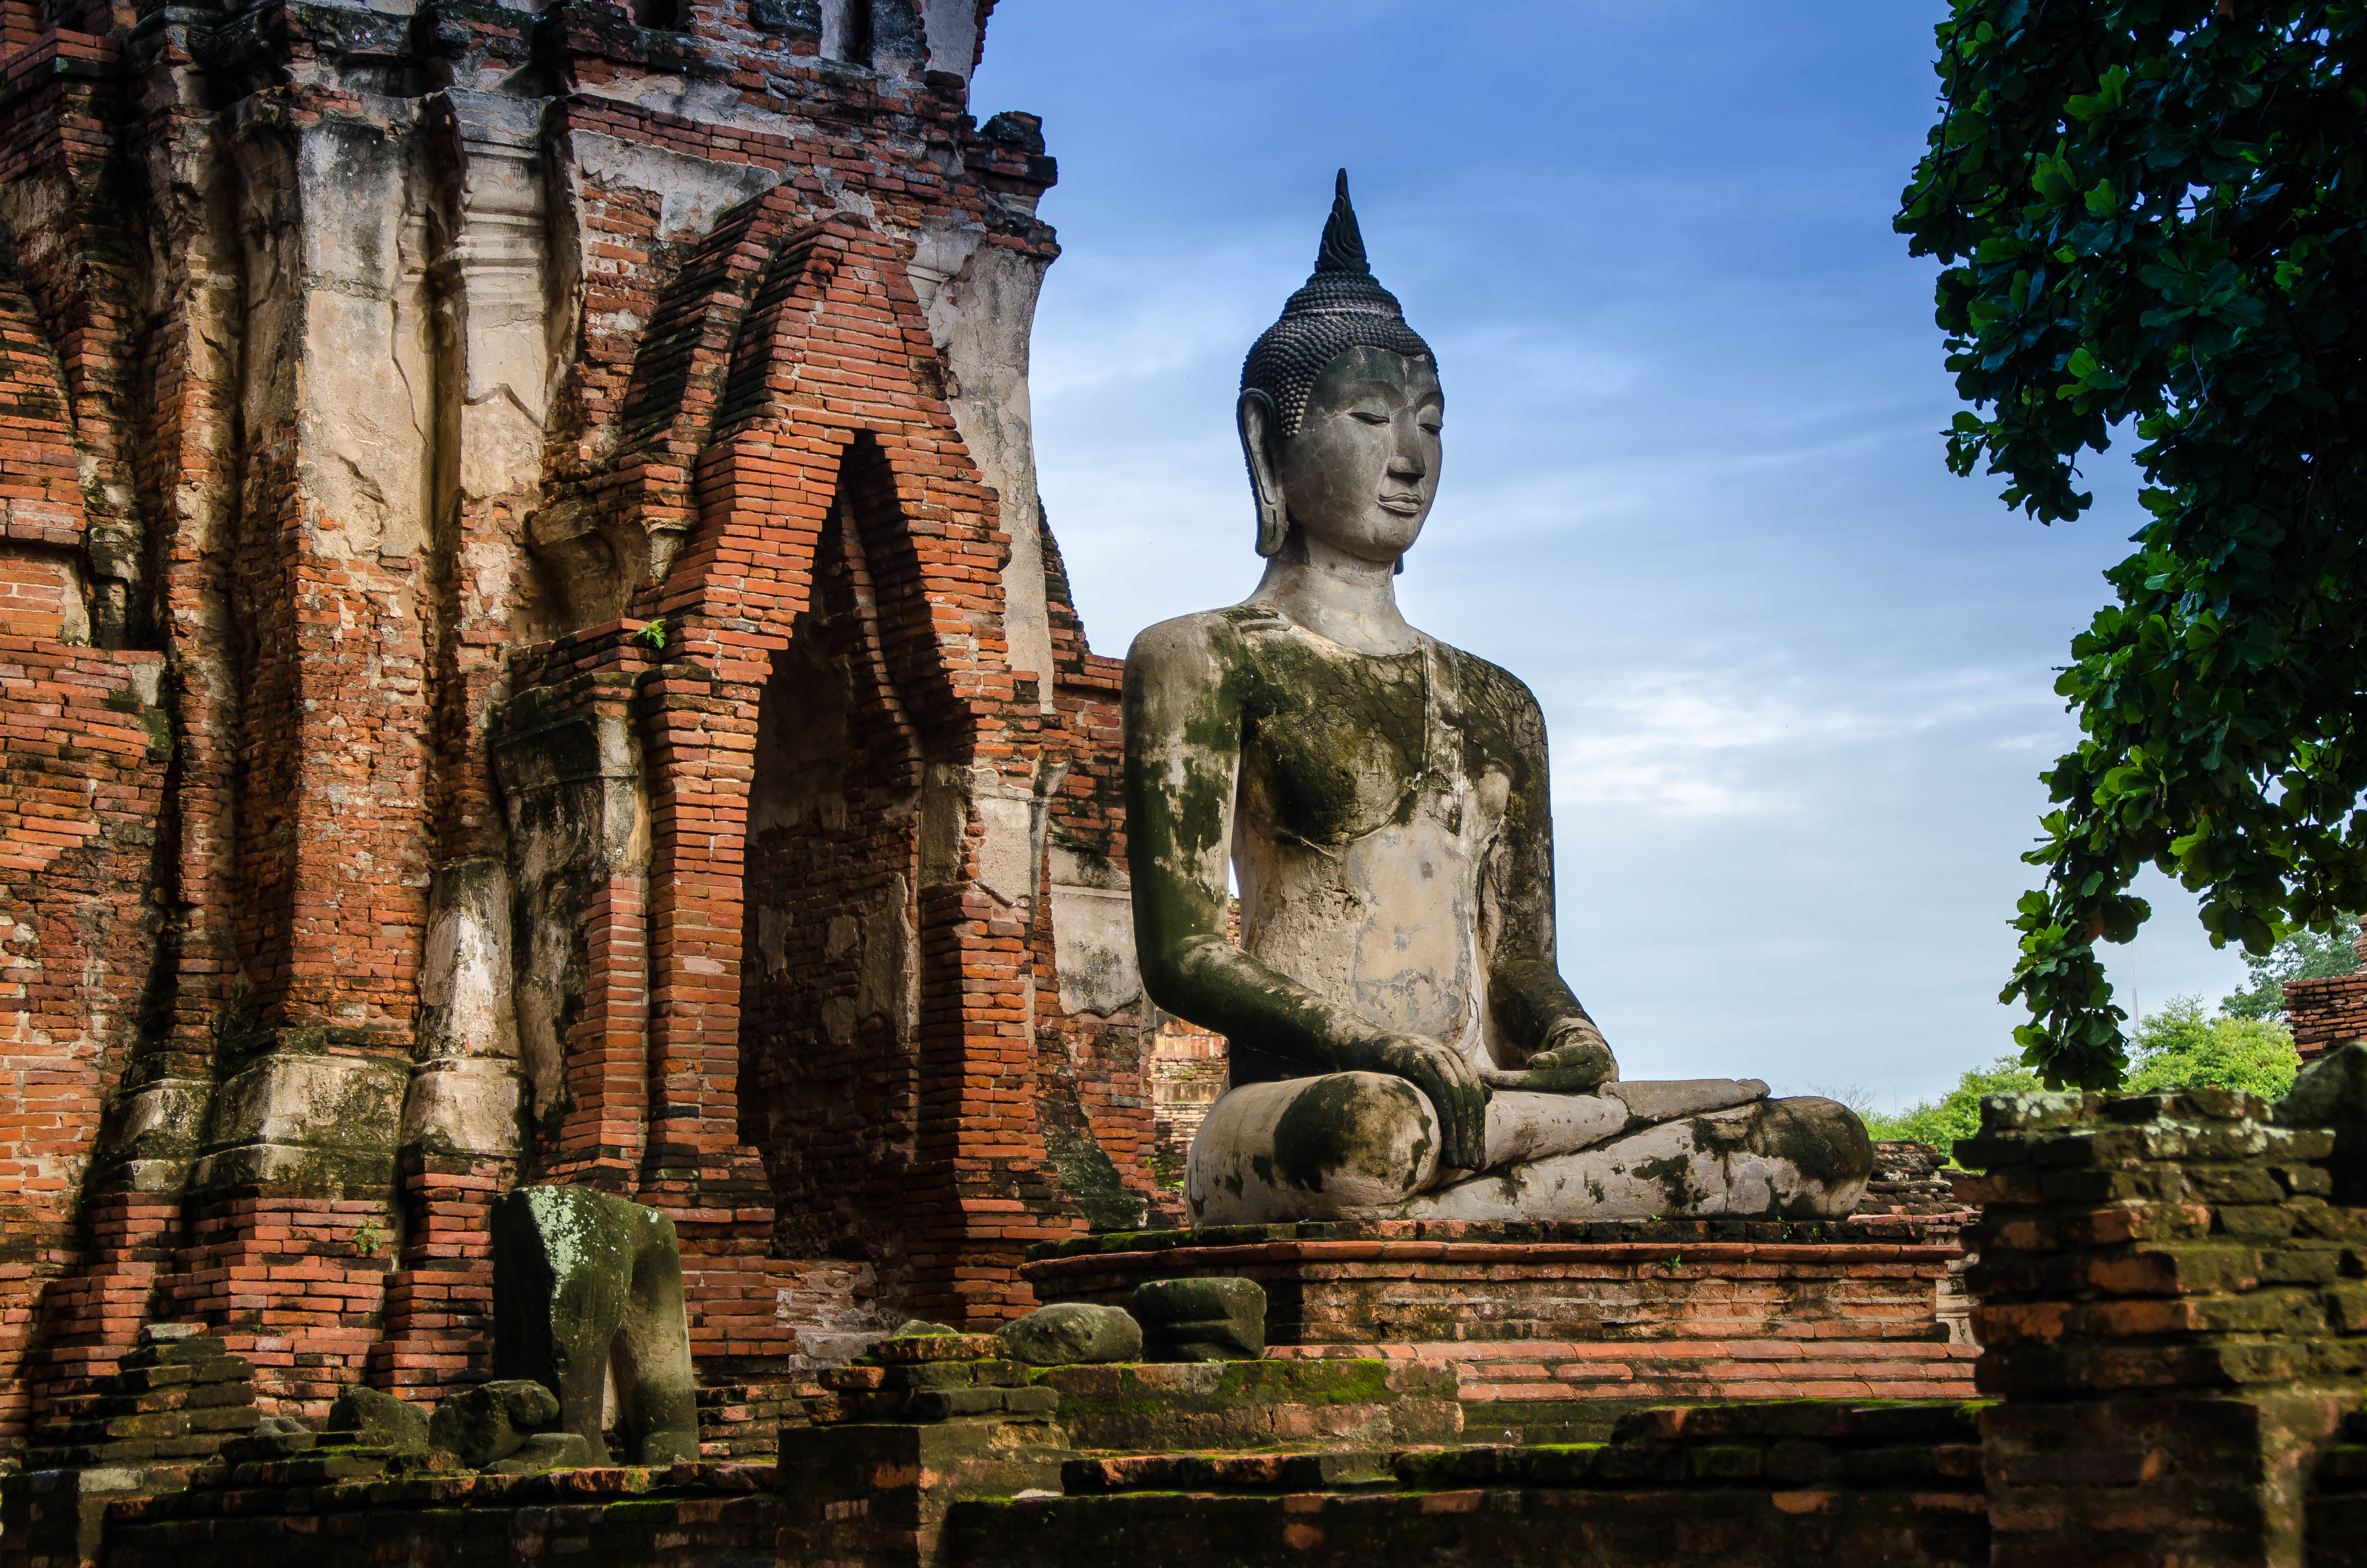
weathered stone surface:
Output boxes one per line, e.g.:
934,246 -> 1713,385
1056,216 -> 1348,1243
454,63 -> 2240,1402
425,1380 -> 560,1469
995,1304 -> 1142,1366
871,1334 -> 1010,1365
324,1387 -> 427,1453
483,1430 -> 596,1475
491,1186 -> 697,1467
1033,1359 -> 1461,1453
1131,1277 -> 1267,1361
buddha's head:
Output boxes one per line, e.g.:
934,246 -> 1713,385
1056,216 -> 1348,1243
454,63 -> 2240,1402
1239,172 -> 1442,567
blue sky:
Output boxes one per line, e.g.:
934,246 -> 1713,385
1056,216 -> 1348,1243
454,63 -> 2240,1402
969,1 -> 2255,1108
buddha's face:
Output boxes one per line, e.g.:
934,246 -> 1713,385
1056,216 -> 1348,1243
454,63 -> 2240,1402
1272,345 -> 1443,564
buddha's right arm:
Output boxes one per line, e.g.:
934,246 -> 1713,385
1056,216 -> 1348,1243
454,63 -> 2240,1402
1121,616 -> 1361,1066
1123,617 -> 1490,1169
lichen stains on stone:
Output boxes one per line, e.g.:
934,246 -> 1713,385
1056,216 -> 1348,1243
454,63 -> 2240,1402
1270,1073 -> 1431,1195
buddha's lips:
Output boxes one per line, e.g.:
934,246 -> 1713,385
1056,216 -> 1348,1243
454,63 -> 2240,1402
1377,493 -> 1425,514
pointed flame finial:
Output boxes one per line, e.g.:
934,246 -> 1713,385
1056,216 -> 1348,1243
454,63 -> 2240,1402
1313,169 -> 1371,277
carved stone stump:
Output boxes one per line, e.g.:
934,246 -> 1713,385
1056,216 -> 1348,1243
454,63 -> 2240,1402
490,1185 -> 698,1466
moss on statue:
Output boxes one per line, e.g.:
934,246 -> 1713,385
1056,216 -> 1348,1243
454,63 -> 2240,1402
491,1185 -> 698,1467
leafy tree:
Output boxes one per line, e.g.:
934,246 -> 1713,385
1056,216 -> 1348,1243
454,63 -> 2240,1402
1862,1056 -> 2044,1161
1896,4 -> 2367,1087
1867,997 -> 2299,1163
2220,918 -> 2362,1017
2122,992 -> 2303,1094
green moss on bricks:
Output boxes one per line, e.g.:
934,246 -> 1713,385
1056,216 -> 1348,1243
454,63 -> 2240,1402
1031,1359 -> 1411,1415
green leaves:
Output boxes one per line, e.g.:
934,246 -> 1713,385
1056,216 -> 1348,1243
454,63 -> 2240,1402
1902,1 -> 2367,1087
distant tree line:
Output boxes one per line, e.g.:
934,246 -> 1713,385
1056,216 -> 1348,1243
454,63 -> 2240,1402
1866,922 -> 2357,1160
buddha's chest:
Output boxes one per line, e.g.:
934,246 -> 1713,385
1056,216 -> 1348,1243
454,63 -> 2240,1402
1236,639 -> 1504,850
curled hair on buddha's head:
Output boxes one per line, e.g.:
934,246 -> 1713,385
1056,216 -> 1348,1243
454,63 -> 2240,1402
1239,171 -> 1436,557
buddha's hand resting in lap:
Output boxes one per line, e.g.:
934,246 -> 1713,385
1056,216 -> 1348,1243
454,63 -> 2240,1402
1477,1023 -> 1618,1095
1331,1032 -> 1489,1172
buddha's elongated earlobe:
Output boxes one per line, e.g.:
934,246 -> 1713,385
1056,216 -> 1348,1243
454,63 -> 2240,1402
1238,389 -> 1290,558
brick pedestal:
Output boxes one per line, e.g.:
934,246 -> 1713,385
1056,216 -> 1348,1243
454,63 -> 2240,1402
1024,1217 -> 1978,1438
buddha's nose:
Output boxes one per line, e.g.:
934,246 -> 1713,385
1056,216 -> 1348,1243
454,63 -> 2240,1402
1388,440 -> 1426,480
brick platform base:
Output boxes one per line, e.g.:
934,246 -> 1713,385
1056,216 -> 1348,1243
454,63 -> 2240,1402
1023,1220 -> 1979,1439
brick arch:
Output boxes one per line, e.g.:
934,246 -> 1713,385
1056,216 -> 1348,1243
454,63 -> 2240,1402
736,435 -> 932,1289
624,217 -> 1069,1320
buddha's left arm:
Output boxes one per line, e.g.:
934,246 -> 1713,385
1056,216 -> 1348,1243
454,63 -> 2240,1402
1480,679 -> 1614,1085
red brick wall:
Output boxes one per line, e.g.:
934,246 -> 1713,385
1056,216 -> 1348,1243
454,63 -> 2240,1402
644,212 -> 1080,1320
0,638 -> 167,1441
0,246 -> 166,1435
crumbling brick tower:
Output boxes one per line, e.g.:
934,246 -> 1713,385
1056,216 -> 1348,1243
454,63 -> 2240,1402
0,0 -> 1159,1456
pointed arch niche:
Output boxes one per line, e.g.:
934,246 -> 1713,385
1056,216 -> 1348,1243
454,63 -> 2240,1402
606,216 -> 1079,1322
737,436 -> 932,1274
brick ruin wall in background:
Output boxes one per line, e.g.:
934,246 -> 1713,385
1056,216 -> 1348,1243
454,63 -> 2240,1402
2275,919 -> 2367,1062
1146,1016 -> 1227,1196
1030,522 -> 1161,1228
0,0 -> 1175,1459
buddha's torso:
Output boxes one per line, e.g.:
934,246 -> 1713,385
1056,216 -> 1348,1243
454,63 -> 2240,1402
1218,605 -> 1535,1068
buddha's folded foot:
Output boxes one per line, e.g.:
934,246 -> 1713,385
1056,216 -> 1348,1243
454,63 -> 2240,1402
1389,1096 -> 1872,1224
1185,1073 -> 1870,1226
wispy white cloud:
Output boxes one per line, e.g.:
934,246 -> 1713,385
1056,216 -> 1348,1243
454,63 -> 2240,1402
1551,660 -> 2054,818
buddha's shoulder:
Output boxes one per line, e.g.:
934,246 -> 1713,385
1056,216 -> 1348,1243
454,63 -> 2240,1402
1429,638 -> 1545,719
1126,605 -> 1297,666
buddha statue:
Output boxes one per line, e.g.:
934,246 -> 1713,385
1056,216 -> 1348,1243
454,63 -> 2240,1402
1123,173 -> 1872,1226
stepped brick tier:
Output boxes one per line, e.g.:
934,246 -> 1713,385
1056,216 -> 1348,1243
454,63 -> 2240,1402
1023,1216 -> 1979,1439
20,1082 -> 2367,1564
1953,1081 -> 2367,1568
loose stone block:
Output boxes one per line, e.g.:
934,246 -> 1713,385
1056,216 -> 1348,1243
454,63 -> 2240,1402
425,1379 -> 559,1468
324,1386 -> 428,1452
484,1430 -> 596,1474
490,1186 -> 698,1467
1131,1277 -> 1268,1362
996,1304 -> 1143,1366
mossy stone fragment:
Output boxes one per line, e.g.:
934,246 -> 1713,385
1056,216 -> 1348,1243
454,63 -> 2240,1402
996,1303 -> 1143,1366
326,1385 -> 428,1451
426,1379 -> 559,1467
1130,1276 -> 1267,1361
491,1185 -> 698,1467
